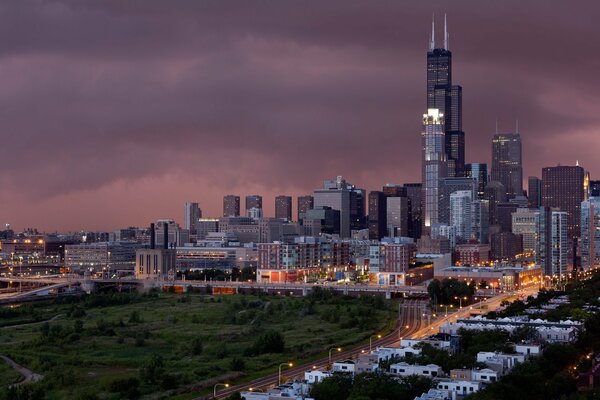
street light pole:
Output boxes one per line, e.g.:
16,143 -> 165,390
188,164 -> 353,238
328,347 -> 342,367
369,334 -> 381,352
278,362 -> 293,385
213,383 -> 229,399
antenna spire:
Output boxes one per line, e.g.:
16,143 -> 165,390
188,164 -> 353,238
430,13 -> 435,51
515,119 -> 519,133
444,14 -> 448,50
495,118 -> 499,134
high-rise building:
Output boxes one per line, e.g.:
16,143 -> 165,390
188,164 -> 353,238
404,183 -> 422,239
313,177 -> 350,236
368,191 -> 387,240
386,196 -> 409,237
275,195 -> 292,221
297,195 -> 314,223
512,208 -> 539,254
491,133 -> 522,199
541,165 -> 586,241
450,190 -> 473,243
302,207 -> 341,236
465,163 -> 488,199
421,109 -> 447,231
496,203 -> 519,233
484,181 -> 507,227
382,184 -> 406,198
472,199 -> 489,244
589,180 -> 600,197
223,195 -> 240,217
245,195 -> 263,213
528,176 -> 542,208
349,187 -> 366,231
535,207 -> 568,277
581,198 -> 600,270
183,202 -> 201,235
438,177 -> 477,224
426,17 -> 465,178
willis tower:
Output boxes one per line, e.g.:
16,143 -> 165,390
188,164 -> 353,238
427,15 -> 464,177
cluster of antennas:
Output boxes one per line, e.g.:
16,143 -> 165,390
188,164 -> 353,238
430,13 -> 449,51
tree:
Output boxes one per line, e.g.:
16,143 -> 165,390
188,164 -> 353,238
244,331 -> 285,356
310,373 -> 353,400
140,354 -> 165,384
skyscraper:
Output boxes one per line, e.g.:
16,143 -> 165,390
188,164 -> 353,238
312,176 -> 366,236
297,195 -> 314,223
275,195 -> 292,221
537,207 -> 568,277
386,196 -> 409,237
404,183 -> 422,239
541,165 -> 586,241
245,195 -> 263,213
368,191 -> 387,240
223,195 -> 240,217
590,180 -> 600,197
427,16 -> 465,177
465,163 -> 488,199
421,108 -> 447,230
528,176 -> 542,208
491,133 -> 523,199
382,184 -> 406,198
450,190 -> 473,243
438,177 -> 477,224
183,202 -> 201,235
484,181 -> 507,227
581,198 -> 600,270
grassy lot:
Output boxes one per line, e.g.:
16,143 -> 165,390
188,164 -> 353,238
0,288 -> 395,399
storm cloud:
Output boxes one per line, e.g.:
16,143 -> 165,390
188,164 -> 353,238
1,0 -> 599,231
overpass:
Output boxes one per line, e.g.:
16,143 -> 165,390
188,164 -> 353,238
0,275 -> 430,299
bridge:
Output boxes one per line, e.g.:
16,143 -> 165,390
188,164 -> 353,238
0,275 -> 430,300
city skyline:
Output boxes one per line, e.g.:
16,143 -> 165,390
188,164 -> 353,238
1,1 -> 599,231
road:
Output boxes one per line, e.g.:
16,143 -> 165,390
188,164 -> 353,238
205,286 -> 540,399
0,355 -> 43,386
197,299 -> 427,400
411,286 -> 540,339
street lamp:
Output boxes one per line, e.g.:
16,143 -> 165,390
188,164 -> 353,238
329,347 -> 342,366
369,334 -> 382,352
454,296 -> 467,309
213,383 -> 229,398
278,362 -> 293,385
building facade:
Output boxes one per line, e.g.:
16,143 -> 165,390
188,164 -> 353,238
275,195 -> 292,221
491,133 -> 522,199
223,195 -> 240,217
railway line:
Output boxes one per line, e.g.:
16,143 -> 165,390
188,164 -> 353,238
197,299 -> 427,399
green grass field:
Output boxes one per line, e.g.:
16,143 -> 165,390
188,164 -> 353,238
0,289 -> 395,399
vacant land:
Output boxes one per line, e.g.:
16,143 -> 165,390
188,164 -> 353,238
0,288 -> 395,399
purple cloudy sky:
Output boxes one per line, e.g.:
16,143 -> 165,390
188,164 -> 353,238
1,0 -> 599,231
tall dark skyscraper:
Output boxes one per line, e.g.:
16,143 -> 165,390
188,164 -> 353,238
427,16 -> 465,177
589,180 -> 600,197
368,191 -> 387,240
528,176 -> 542,208
245,195 -> 263,212
404,183 -> 422,239
223,195 -> 240,217
275,195 -> 292,221
491,133 -> 523,199
297,195 -> 314,222
541,165 -> 587,241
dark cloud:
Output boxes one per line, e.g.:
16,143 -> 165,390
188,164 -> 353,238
1,0 -> 599,230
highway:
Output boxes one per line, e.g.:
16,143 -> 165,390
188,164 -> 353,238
204,286 -> 540,399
